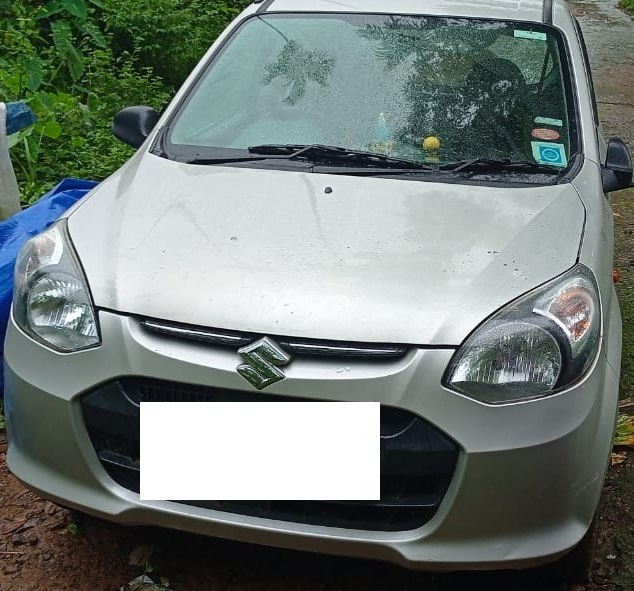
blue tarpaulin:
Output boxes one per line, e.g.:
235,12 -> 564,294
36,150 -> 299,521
5,101 -> 37,135
0,178 -> 97,397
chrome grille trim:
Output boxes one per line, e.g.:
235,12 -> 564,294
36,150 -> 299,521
283,340 -> 405,357
139,319 -> 408,358
141,320 -> 251,347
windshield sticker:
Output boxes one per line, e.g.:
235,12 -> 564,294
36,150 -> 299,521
532,128 -> 561,141
534,116 -> 563,127
514,30 -> 547,41
532,142 -> 568,167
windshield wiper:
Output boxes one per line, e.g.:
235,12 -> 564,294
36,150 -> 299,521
174,145 -> 561,176
182,154 -> 288,165
440,158 -> 563,173
178,145 -> 431,169
247,144 -> 434,170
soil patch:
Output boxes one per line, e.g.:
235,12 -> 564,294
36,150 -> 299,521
2,428 -> 634,590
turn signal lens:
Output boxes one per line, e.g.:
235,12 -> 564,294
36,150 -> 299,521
544,286 -> 594,342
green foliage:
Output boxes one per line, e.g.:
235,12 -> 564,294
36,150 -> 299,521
1,0 -> 247,203
102,0 -> 251,86
620,0 -> 634,15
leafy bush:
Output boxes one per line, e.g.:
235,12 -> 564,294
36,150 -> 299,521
102,0 -> 251,87
621,0 -> 634,14
1,0 -> 249,203
1,0 -> 109,201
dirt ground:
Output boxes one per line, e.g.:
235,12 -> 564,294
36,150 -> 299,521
1,427 -> 634,591
2,1 -> 634,590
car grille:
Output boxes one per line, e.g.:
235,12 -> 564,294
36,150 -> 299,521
139,318 -> 409,359
80,378 -> 459,532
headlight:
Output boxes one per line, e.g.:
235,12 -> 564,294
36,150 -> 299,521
443,264 -> 601,404
13,220 -> 100,352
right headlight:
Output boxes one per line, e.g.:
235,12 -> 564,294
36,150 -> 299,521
13,219 -> 100,352
443,264 -> 601,404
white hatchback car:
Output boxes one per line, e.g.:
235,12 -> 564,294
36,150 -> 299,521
4,0 -> 633,584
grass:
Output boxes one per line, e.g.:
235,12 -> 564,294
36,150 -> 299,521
599,188 -> 634,590
620,0 -> 634,14
613,189 -> 634,400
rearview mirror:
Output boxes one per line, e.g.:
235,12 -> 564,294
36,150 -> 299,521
112,106 -> 159,149
602,137 -> 633,192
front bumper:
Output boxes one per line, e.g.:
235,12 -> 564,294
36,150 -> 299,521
4,309 -> 620,571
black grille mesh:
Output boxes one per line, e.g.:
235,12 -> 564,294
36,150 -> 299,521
81,378 -> 458,531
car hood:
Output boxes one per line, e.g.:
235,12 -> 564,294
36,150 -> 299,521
67,154 -> 585,345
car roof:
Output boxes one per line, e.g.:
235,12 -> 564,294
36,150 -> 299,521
254,0 -> 557,24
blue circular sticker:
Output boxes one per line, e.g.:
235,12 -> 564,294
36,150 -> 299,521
540,147 -> 562,163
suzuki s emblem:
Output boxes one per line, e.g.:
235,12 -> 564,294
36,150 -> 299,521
237,337 -> 291,390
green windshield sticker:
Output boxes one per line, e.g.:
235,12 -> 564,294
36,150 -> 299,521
532,141 -> 568,167
514,30 -> 547,41
535,116 -> 563,127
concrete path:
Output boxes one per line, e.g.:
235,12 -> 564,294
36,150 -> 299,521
572,0 -> 634,146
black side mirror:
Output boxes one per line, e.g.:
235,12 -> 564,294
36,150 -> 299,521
112,106 -> 159,148
602,137 -> 633,192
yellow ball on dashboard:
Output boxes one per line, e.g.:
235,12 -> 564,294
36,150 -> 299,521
423,136 -> 441,151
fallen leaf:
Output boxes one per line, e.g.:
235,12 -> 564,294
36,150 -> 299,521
618,398 -> 634,411
611,451 -> 627,466
123,574 -> 167,591
614,414 -> 634,446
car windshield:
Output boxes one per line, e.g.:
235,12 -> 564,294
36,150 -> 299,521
166,13 -> 576,172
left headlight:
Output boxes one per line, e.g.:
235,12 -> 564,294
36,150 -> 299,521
443,264 -> 601,404
13,219 -> 101,352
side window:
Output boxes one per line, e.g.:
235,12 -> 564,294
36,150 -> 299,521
573,17 -> 599,126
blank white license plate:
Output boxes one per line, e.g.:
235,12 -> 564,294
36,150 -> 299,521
140,401 -> 380,501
